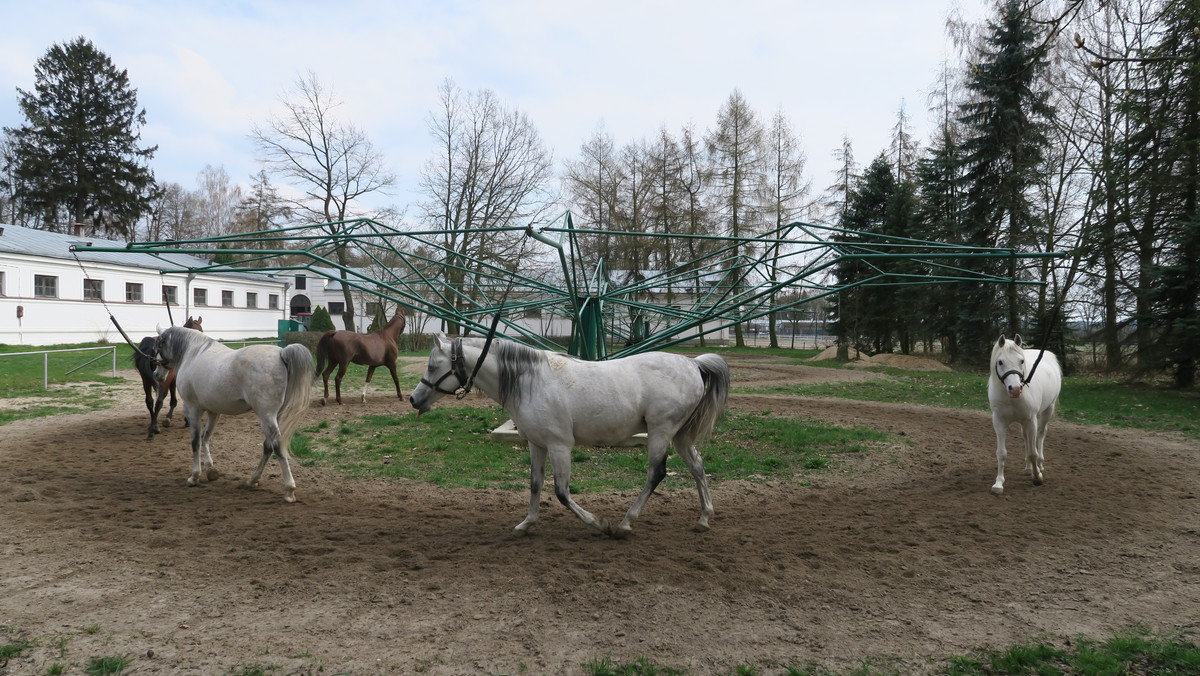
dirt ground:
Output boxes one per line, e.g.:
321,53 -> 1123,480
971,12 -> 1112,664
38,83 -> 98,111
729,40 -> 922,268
1,353 -> 1198,675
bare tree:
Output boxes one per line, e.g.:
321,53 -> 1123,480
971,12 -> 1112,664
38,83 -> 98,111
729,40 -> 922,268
251,71 -> 395,331
418,79 -> 554,334
194,164 -> 243,239
706,89 -> 765,347
762,108 -> 810,347
563,126 -> 623,277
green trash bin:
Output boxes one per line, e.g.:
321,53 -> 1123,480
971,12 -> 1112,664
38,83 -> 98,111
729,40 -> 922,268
278,319 -> 303,346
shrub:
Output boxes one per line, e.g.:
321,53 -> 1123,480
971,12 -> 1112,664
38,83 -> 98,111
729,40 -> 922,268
309,306 -> 336,332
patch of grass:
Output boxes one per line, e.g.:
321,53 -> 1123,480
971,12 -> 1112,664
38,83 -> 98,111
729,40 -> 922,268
84,654 -> 133,676
0,640 -> 32,660
298,407 -> 895,492
583,655 -> 686,675
739,367 -> 1200,438
944,629 -> 1200,676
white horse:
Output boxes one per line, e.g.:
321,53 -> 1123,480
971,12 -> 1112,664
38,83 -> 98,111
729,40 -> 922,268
409,334 -> 730,537
988,334 -> 1062,495
153,325 -> 314,502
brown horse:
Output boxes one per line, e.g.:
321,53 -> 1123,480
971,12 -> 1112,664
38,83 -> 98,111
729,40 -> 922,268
134,316 -> 202,439
315,311 -> 406,405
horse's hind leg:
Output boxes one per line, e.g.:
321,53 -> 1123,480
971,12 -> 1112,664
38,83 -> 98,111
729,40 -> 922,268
1024,418 -> 1043,486
246,417 -> 296,503
673,433 -> 714,532
334,363 -> 349,405
548,444 -> 611,536
185,408 -> 219,485
513,442 -> 549,535
362,365 -> 377,403
162,379 -> 178,428
616,435 -> 671,537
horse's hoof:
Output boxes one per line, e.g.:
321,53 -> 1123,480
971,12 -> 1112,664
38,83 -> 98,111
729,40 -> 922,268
319,398 -> 327,407
991,485 -> 1004,495
611,526 -> 633,540
161,419 -> 171,428
693,522 -> 710,533
206,468 -> 220,482
283,492 -> 296,503
512,527 -> 531,537
1033,477 -> 1044,486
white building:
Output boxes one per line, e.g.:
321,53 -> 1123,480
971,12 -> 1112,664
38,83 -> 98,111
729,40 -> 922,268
0,223 -> 290,346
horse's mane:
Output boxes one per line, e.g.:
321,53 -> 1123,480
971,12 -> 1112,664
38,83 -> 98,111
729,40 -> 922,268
461,337 -> 547,407
164,324 -> 214,361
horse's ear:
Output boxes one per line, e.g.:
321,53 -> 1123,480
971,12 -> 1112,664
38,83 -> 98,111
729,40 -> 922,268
1014,334 -> 1023,347
434,332 -> 451,352
997,335 -> 1006,347
156,323 -> 164,335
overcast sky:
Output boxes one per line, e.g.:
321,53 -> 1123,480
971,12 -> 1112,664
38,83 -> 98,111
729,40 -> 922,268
0,0 -> 991,222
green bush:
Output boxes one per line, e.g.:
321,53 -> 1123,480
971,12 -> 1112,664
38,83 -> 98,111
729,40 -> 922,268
308,306 -> 335,332
282,331 -> 322,354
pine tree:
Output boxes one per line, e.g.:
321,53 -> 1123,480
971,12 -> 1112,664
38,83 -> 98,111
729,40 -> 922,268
1127,0 -> 1200,387
309,306 -> 336,332
954,0 -> 1054,364
4,37 -> 156,237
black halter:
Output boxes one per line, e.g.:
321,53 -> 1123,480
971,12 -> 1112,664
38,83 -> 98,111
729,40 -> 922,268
419,312 -> 505,399
996,364 -> 1025,386
420,339 -> 472,397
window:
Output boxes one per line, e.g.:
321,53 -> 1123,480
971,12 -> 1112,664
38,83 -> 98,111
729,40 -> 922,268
0,271 -> 5,296
34,275 -> 57,298
194,288 -> 208,306
269,294 -> 279,309
246,292 -> 257,308
295,275 -> 307,290
329,302 -> 345,315
524,308 -> 542,319
126,283 -> 143,303
162,285 -> 178,306
84,279 -> 104,300
222,290 -> 234,307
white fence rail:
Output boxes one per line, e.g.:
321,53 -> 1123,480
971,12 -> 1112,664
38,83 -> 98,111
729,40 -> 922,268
0,346 -> 118,389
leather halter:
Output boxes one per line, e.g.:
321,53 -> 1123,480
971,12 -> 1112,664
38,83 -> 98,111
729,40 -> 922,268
995,364 -> 1025,387
420,339 -> 471,398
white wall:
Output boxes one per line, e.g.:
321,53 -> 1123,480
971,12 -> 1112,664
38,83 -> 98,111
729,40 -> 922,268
0,253 -> 289,346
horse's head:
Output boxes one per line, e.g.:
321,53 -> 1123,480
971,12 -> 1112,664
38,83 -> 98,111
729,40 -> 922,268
409,333 -> 466,417
151,326 -> 189,383
184,316 -> 203,331
992,334 -> 1026,399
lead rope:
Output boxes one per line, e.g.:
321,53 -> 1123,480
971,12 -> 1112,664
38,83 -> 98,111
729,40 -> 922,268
455,230 -> 532,398
70,248 -> 158,362
1023,293 -> 1064,386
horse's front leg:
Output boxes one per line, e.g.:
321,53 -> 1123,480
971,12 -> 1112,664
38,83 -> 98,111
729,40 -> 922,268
162,380 -> 178,427
143,383 -> 158,440
513,442 -> 548,535
198,412 -> 220,482
386,362 -> 403,401
990,413 -> 1008,495
548,444 -> 612,536
616,435 -> 671,537
184,406 -> 207,486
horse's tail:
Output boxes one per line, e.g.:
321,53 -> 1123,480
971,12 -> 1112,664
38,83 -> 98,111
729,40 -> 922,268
313,330 -> 336,381
681,353 -> 730,444
278,343 -> 315,451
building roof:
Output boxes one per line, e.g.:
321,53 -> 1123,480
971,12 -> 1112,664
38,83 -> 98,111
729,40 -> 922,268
0,223 -> 279,284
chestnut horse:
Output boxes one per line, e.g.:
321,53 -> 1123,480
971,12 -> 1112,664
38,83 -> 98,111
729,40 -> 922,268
133,316 -> 202,439
315,310 -> 406,405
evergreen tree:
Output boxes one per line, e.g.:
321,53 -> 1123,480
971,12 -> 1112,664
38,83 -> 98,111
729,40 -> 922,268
309,306 -> 336,332
4,37 -> 156,237
1127,0 -> 1200,387
954,0 -> 1055,364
